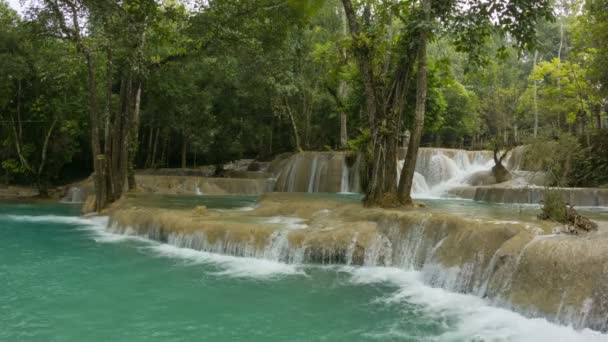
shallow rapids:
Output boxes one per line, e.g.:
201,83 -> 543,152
1,202 -> 607,341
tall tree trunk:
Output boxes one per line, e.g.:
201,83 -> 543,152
181,131 -> 188,169
36,118 -> 59,197
341,0 -> 414,207
127,82 -> 142,190
160,134 -> 169,168
151,128 -> 160,168
341,0 -> 378,128
340,110 -> 348,149
533,50 -> 539,138
104,48 -> 115,202
341,0 -> 384,205
284,97 -> 301,151
338,3 -> 349,149
145,126 -> 154,168
397,0 -> 431,205
86,53 -> 107,212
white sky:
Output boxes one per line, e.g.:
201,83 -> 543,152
7,0 -> 23,14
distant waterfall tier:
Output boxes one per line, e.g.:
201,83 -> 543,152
271,148 -> 494,196
270,152 -> 362,193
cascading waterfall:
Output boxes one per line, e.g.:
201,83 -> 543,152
108,203 -> 608,332
339,158 -> 350,193
409,148 -> 495,197
274,148 -> 496,196
62,186 -> 86,203
307,155 -> 319,193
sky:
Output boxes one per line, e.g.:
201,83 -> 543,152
7,0 -> 23,14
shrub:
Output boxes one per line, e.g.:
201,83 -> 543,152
522,133 -> 581,186
570,130 -> 608,187
538,189 -> 567,223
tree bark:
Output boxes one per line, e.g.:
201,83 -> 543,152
533,50 -> 539,138
338,3 -> 349,149
341,0 -> 415,207
340,110 -> 348,149
151,128 -> 160,168
397,0 -> 431,205
181,131 -> 188,169
86,52 -> 107,212
127,82 -> 142,190
145,126 -> 154,168
341,0 -> 378,128
284,97 -> 301,151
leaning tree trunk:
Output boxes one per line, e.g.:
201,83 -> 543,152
398,0 -> 431,205
283,97 -> 301,151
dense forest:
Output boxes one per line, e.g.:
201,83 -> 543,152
1,0 -> 607,209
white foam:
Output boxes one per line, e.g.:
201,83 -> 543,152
147,243 -> 305,279
3,214 -> 92,225
79,217 -> 150,243
345,267 -> 608,341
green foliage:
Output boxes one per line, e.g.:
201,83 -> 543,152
347,128 -> 371,156
1,0 -> 605,192
0,2 -> 86,186
522,133 -> 581,186
539,189 -> 567,223
570,130 -> 608,187
2,159 -> 25,177
526,56 -> 600,125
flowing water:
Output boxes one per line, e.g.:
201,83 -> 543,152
273,149 -> 496,197
2,200 -> 607,341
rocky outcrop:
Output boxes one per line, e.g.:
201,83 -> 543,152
106,192 -> 608,331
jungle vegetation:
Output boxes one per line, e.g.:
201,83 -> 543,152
1,0 -> 607,208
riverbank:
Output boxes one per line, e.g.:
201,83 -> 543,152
105,192 -> 608,331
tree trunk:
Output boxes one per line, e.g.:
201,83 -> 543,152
533,50 -> 539,138
127,82 -> 142,191
181,132 -> 188,169
86,53 -> 107,212
341,0 -> 417,207
338,3 -> 349,150
340,110 -> 348,149
145,126 -> 154,168
341,0 -> 378,128
160,134 -> 169,168
151,128 -> 160,168
284,97 -> 301,151
397,0 -> 431,205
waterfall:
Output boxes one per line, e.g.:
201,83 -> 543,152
307,156 -> 319,193
273,148 -> 497,196
339,159 -> 350,193
109,203 -> 608,331
62,187 -> 86,203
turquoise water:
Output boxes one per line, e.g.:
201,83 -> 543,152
1,202 -> 607,341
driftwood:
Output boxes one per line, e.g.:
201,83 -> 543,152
564,205 -> 598,234
492,145 -> 513,184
